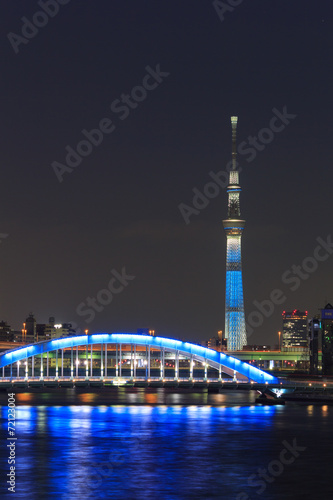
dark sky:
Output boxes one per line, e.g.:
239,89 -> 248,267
1,1 -> 333,346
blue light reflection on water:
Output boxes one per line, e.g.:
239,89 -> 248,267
1,403 -> 333,499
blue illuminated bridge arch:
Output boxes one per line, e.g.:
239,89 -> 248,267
0,333 -> 278,384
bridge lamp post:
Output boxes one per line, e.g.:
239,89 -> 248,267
84,360 -> 88,380
25,361 -> 28,380
17,361 -> 20,378
204,363 -> 208,381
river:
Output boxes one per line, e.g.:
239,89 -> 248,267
1,389 -> 333,499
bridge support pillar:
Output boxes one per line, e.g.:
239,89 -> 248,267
160,348 -> 165,380
190,356 -> 193,380
40,353 -> 43,380
219,365 -> 222,382
204,362 -> 207,381
105,343 -> 108,378
10,363 -> 12,381
134,345 -> 136,379
100,344 -> 103,380
70,347 -> 73,380
61,349 -> 64,378
47,352 -> 49,378
130,345 -> 133,380
145,346 -> 147,380
119,344 -> 122,378
90,345 -> 93,378
25,359 -> 28,380
175,351 -> 179,381
32,355 -> 34,378
55,350 -> 58,379
116,343 -> 118,378
148,346 -> 150,379
76,346 -> 78,378
85,346 -> 88,380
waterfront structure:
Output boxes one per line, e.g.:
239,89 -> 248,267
223,117 -> 247,351
282,310 -> 308,347
321,303 -> 333,375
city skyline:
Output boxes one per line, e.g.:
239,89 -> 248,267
1,3 -> 332,346
1,5 -> 333,500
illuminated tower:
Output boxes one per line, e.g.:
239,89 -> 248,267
223,116 -> 247,351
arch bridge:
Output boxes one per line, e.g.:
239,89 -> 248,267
0,333 -> 279,385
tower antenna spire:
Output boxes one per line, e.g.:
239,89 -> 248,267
231,116 -> 238,171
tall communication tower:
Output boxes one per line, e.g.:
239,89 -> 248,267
223,116 -> 247,351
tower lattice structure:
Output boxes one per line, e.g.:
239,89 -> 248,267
223,116 -> 247,351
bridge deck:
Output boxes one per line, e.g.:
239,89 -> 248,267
0,376 -> 330,391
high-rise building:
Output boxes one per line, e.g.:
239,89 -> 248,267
0,321 -> 14,342
38,317 -> 77,341
25,313 -> 37,343
282,310 -> 308,347
20,315 -> 77,343
223,116 -> 247,351
201,331 -> 226,351
321,303 -> 333,375
308,316 -> 321,375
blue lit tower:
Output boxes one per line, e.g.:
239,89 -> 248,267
223,116 -> 247,351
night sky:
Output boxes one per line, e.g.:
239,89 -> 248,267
1,1 -> 333,346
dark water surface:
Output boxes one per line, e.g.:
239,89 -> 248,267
1,390 -> 333,500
